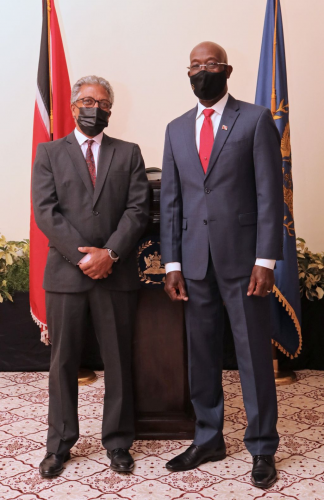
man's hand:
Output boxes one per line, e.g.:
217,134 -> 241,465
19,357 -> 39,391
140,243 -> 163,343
78,247 -> 113,279
247,265 -> 275,297
164,271 -> 188,302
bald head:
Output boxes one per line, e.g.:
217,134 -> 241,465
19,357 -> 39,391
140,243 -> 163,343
190,41 -> 228,65
188,41 -> 233,106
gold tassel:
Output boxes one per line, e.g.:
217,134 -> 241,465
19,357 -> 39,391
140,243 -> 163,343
271,285 -> 302,359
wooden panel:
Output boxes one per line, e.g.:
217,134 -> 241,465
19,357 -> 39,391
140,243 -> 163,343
133,288 -> 195,439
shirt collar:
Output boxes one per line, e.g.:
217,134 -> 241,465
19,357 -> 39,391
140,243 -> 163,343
196,92 -> 229,119
74,127 -> 103,146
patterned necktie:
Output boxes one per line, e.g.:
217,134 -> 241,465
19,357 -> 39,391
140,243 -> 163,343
199,109 -> 215,173
85,140 -> 96,188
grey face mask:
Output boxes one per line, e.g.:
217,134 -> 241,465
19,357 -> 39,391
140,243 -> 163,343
77,107 -> 109,136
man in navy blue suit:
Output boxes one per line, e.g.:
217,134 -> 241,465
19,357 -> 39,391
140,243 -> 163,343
160,42 -> 283,489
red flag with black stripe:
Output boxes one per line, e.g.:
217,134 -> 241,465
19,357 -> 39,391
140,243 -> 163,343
30,0 -> 74,342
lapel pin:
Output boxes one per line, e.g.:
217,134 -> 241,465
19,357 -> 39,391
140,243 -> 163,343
222,125 -> 228,130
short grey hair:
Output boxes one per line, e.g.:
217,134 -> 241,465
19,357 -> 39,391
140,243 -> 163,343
71,75 -> 114,106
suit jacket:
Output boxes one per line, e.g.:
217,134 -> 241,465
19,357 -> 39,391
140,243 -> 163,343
32,131 -> 149,292
160,94 -> 284,280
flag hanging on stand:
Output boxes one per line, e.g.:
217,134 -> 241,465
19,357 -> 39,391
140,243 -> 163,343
255,0 -> 301,358
30,0 -> 74,344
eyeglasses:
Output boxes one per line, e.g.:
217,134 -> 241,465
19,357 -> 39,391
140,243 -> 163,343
187,62 -> 228,74
74,97 -> 112,111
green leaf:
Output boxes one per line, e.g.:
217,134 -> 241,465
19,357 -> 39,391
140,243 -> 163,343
4,291 -> 13,302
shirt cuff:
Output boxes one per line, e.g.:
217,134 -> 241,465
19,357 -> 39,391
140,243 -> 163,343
78,253 -> 91,265
255,258 -> 276,270
165,262 -> 182,274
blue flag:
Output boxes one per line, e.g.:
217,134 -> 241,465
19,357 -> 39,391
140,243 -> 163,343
255,0 -> 301,358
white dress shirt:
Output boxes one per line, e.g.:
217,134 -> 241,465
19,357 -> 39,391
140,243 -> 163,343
165,95 -> 275,274
74,127 -> 103,173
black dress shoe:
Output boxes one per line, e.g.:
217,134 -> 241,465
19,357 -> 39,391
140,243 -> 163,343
166,444 -> 226,472
251,455 -> 277,489
39,451 -> 71,478
107,448 -> 134,473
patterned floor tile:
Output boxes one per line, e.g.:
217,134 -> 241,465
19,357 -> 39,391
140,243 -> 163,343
1,418 -> 47,438
6,373 -> 47,384
281,395 -> 319,410
278,435 -> 321,456
0,456 -> 33,481
1,370 -> 324,499
0,436 -> 43,457
3,468 -> 66,494
278,404 -> 301,418
72,436 -> 104,457
121,481 -> 192,500
277,454 -> 324,478
0,411 -> 24,427
199,455 -> 252,479
239,469 -> 302,492
0,396 -> 34,412
254,493 -> 300,499
9,496 -> 40,500
38,480 -> 102,499
18,390 -> 49,405
0,377 -> 15,389
62,456 -> 108,480
200,479 -> 259,499
80,468 -> 144,493
304,444 -> 324,462
281,477 -> 324,499
295,424 -> 324,443
0,385 -> 39,398
131,455 -> 171,479
96,494 -> 127,500
277,417 -> 309,436
159,468 -> 223,492
79,418 -> 103,437
78,403 -> 104,419
290,409 -> 324,427
24,429 -> 48,445
131,440 -> 188,461
0,484 -> 31,500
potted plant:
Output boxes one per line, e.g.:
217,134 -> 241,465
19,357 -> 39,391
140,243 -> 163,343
0,234 -> 51,371
278,238 -> 324,370
0,234 -> 29,302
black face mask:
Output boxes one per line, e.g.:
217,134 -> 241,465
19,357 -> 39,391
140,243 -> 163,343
190,69 -> 227,101
76,107 -> 109,136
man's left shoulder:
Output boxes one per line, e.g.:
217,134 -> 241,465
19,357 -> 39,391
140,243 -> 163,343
234,98 -> 270,119
104,134 -> 139,152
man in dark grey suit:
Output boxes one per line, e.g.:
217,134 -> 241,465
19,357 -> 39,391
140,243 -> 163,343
32,75 -> 149,477
160,42 -> 283,488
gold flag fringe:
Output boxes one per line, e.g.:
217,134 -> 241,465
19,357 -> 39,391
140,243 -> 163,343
272,285 -> 302,359
30,308 -> 51,346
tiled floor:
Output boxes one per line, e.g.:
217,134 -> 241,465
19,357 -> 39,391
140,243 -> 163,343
0,370 -> 324,499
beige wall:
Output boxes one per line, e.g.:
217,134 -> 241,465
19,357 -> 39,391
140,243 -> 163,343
0,0 -> 323,251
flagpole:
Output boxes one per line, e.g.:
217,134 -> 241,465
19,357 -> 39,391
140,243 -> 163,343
271,0 -> 278,115
47,0 -> 53,137
269,0 -> 297,386
46,0 -> 96,386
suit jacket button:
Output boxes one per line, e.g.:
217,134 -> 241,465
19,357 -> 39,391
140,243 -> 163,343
205,188 -> 211,194
92,210 -> 100,216
203,220 -> 207,225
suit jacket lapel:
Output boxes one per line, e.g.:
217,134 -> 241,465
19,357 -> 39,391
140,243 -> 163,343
205,94 -> 240,181
183,106 -> 205,180
65,131 -> 94,198
93,134 -> 115,207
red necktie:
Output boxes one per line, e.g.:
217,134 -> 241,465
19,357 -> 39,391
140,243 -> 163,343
199,109 -> 215,173
85,140 -> 96,188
